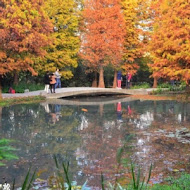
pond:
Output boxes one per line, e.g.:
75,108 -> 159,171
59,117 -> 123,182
0,96 -> 190,189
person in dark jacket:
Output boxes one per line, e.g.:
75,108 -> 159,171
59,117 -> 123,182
126,72 -> 132,89
44,71 -> 50,93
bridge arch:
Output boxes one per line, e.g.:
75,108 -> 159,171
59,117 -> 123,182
46,87 -> 149,99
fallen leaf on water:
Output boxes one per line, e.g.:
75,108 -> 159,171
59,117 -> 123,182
82,108 -> 88,112
37,169 -> 48,177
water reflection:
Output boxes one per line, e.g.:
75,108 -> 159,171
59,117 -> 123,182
0,98 -> 189,188
116,102 -> 123,123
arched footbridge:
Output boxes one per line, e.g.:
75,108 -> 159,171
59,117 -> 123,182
46,87 -> 154,99
2,87 -> 157,99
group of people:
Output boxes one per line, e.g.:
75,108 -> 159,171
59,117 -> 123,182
42,103 -> 62,124
44,69 -> 61,93
44,69 -> 131,93
117,71 -> 132,89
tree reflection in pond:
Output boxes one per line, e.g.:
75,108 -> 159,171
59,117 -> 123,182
0,99 -> 189,188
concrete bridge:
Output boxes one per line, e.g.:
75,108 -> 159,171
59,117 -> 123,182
46,87 -> 153,99
2,87 -> 155,99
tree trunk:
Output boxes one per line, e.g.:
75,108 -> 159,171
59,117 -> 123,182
92,71 -> 98,87
13,71 -> 19,85
153,76 -> 158,88
185,82 -> 190,93
112,70 -> 117,88
98,66 -> 105,88
0,77 -> 2,100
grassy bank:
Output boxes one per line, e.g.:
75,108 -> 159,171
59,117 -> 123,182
131,94 -> 190,102
0,96 -> 46,107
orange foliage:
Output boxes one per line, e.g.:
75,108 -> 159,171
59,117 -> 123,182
80,0 -> 125,87
148,0 -> 190,84
0,0 -> 53,76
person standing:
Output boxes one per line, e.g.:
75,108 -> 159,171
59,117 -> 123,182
49,73 -> 56,93
117,71 -> 122,89
44,71 -> 50,93
126,72 -> 132,89
55,68 -> 61,88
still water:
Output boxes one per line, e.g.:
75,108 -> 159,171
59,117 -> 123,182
0,96 -> 190,189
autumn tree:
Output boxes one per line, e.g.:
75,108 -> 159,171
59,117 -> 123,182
120,0 -> 141,80
41,0 -> 81,79
148,0 -> 190,87
80,0 -> 125,88
119,0 -> 151,87
0,0 -> 53,98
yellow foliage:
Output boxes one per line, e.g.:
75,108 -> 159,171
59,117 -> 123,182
39,0 -> 81,79
121,0 -> 149,74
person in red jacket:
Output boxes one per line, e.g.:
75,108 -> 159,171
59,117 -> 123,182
126,72 -> 132,89
9,87 -> 15,93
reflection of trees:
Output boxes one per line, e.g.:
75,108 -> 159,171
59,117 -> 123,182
76,100 -> 190,186
123,101 -> 190,183
122,100 -> 190,129
0,100 -> 189,187
75,104 -> 133,187
1,104 -> 82,153
132,131 -> 190,183
0,104 -> 83,187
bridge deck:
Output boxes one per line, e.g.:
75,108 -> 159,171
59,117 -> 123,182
2,87 -> 156,99
46,87 -> 153,99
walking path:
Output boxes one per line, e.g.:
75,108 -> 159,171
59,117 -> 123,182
2,90 -> 46,99
2,87 -> 157,99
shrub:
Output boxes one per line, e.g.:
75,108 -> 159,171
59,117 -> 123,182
158,82 -> 171,88
150,88 -> 165,95
2,82 -> 44,93
131,82 -> 151,89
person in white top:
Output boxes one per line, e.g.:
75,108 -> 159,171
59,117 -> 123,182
55,68 -> 61,88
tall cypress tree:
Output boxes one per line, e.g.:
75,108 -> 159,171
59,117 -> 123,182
43,0 -> 81,79
0,0 -> 53,98
148,0 -> 190,86
80,0 -> 125,88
